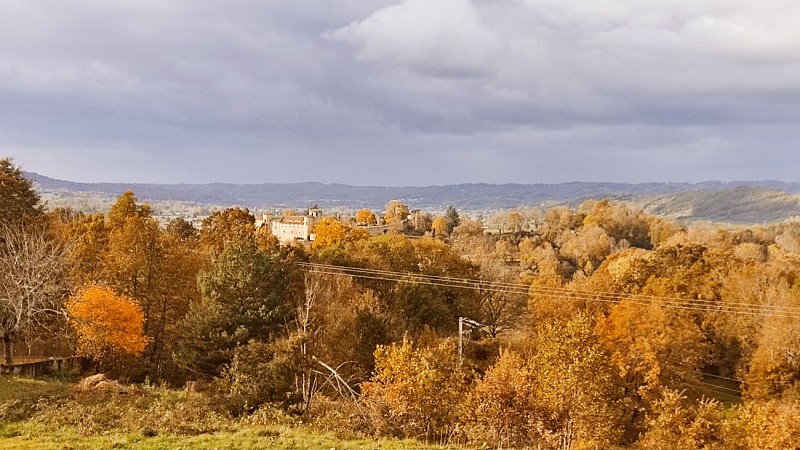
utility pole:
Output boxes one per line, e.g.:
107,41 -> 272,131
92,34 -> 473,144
458,316 -> 488,364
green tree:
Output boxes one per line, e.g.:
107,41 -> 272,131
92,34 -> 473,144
176,239 -> 299,376
0,157 -> 42,225
444,205 -> 460,234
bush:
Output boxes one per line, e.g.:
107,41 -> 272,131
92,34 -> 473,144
463,349 -> 538,448
361,338 -> 469,443
721,399 -> 800,450
216,338 -> 301,415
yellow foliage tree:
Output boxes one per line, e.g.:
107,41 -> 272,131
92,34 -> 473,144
312,217 -> 348,249
431,216 -> 448,237
356,208 -> 377,225
312,217 -> 370,250
68,286 -> 148,365
384,200 -> 409,230
595,299 -> 709,438
464,349 -> 539,447
361,339 -> 467,441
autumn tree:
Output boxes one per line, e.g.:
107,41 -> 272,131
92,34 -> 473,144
67,285 -> 147,369
431,216 -> 449,237
356,208 -> 377,225
721,399 -> 800,449
452,218 -> 484,237
596,299 -> 709,439
559,223 -> 615,273
464,349 -> 539,447
150,217 -> 206,379
199,207 -> 256,253
476,263 -> 527,337
64,212 -> 109,286
530,314 -> 625,448
0,222 -> 70,364
362,339 -> 468,441
580,199 -> 652,249
102,192 -> 169,376
312,217 -> 369,250
636,389 -> 723,450
384,200 -> 409,231
104,192 -> 162,301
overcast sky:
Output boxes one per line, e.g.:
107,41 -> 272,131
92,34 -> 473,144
3,0 -> 800,186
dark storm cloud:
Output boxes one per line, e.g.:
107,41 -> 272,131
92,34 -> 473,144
4,0 -> 800,184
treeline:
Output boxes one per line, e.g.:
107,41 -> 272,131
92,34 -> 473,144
2,157 -> 800,448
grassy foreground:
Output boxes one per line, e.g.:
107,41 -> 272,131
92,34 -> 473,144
0,376 -> 455,450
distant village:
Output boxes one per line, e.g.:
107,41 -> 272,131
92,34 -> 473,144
255,207 -> 383,244
254,205 -> 440,245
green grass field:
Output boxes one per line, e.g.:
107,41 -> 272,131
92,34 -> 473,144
0,375 -> 456,450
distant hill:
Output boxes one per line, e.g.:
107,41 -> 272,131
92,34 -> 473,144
639,186 -> 800,224
25,172 -> 800,224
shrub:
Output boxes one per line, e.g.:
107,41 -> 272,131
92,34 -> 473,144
361,338 -> 468,443
216,338 -> 301,415
463,349 -> 538,448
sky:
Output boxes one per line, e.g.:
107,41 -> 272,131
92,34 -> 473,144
3,0 -> 800,186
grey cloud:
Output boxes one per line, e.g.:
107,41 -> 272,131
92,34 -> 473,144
3,0 -> 800,185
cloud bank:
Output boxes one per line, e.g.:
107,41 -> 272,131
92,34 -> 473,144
3,0 -> 800,185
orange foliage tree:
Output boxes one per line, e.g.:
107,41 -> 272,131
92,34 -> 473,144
356,208 -> 377,225
67,285 -> 148,365
312,217 -> 369,250
362,339 -> 467,441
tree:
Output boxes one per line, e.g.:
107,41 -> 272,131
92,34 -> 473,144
444,205 -> 460,234
356,208 -> 377,225
199,207 -> 256,253
312,217 -> 348,250
431,216 -> 449,237
103,192 -> 166,375
67,285 -> 147,368
636,389 -> 722,450
0,222 -> 69,364
65,212 -> 108,286
362,339 -> 467,441
384,200 -> 409,231
312,217 -> 370,251
595,299 -> 709,439
452,218 -> 484,237
476,263 -> 527,337
0,157 -> 42,225
530,314 -> 625,448
176,240 -> 299,376
464,349 -> 539,447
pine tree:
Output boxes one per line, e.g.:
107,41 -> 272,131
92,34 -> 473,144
0,157 -> 42,224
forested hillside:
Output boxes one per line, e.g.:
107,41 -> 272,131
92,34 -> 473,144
4,159 -> 800,449
28,171 -> 800,224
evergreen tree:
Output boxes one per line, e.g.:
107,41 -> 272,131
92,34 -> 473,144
444,205 -> 460,234
0,157 -> 42,224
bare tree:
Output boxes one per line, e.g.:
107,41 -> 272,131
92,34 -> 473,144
478,262 -> 527,337
0,222 -> 70,365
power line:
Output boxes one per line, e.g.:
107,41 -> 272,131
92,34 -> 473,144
298,262 -> 800,319
700,372 -> 744,384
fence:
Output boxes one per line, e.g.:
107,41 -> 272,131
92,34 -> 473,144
0,356 -> 83,377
